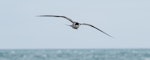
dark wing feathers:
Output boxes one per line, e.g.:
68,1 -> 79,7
81,23 -> 113,37
38,15 -> 74,23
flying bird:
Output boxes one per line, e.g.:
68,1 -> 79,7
38,15 -> 113,37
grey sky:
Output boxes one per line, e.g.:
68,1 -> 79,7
0,0 -> 150,49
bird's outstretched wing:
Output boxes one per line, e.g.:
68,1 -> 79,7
80,23 -> 113,37
38,15 -> 74,23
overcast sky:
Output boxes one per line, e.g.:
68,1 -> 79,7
0,0 -> 150,49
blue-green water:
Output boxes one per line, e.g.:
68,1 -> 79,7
0,49 -> 150,60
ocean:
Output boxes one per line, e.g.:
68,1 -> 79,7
0,49 -> 150,60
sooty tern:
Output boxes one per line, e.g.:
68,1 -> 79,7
38,15 -> 113,37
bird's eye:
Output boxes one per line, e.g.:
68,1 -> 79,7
75,23 -> 79,25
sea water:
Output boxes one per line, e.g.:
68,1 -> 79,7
0,49 -> 150,60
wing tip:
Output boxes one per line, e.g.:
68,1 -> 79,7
107,35 -> 114,38
36,15 -> 46,17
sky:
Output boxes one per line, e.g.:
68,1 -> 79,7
0,0 -> 150,49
